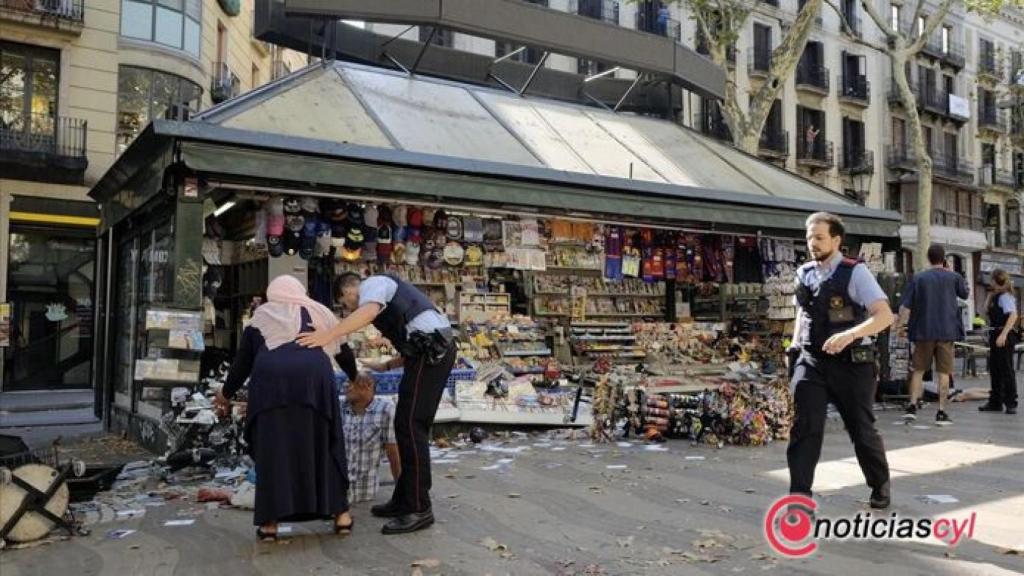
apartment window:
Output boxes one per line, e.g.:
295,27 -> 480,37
753,23 -> 772,71
121,0 -> 201,59
116,65 -> 201,154
917,15 -> 925,37
923,126 -> 934,155
891,5 -> 900,31
944,132 -> 957,163
0,42 -> 59,124
842,117 -> 865,161
941,26 -> 951,53
892,117 -> 906,150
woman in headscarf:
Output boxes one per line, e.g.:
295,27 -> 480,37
978,268 -> 1020,415
216,275 -> 353,540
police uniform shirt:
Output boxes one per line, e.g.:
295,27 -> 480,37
997,293 -> 1018,315
797,251 -> 888,309
358,276 -> 451,335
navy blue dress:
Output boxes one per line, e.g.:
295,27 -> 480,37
222,308 -> 349,525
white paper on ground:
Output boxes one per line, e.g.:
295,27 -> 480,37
644,445 -> 669,452
433,459 -> 460,464
606,465 -> 628,469
116,509 -> 146,518
923,494 -> 960,504
617,442 -> 633,448
163,519 -> 196,526
685,456 -> 706,461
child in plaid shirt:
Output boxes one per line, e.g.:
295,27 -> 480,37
342,373 -> 401,503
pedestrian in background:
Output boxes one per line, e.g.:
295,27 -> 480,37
896,244 -> 967,426
978,268 -> 1019,415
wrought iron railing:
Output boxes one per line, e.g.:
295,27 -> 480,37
0,0 -> 83,21
796,64 -> 829,92
839,74 -> 870,103
0,111 -> 87,160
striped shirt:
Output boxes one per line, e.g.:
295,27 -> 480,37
342,396 -> 396,503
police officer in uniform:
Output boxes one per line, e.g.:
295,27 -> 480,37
786,212 -> 895,509
299,272 -> 456,534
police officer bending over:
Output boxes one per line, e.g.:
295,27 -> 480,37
298,273 -> 456,534
786,212 -> 895,509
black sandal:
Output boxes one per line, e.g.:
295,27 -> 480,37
334,517 -> 354,535
256,527 -> 278,541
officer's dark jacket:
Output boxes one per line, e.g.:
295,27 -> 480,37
796,258 -> 866,352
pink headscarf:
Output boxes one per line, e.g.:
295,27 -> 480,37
249,275 -> 340,358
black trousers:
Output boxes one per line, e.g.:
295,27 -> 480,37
988,333 -> 1020,408
787,352 -> 890,495
390,345 -> 456,513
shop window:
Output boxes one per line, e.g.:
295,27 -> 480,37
4,226 -> 95,390
116,65 -> 201,154
121,0 -> 201,59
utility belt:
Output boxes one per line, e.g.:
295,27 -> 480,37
802,343 -> 876,364
403,328 -> 456,365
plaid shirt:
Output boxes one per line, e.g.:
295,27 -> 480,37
342,396 -> 396,503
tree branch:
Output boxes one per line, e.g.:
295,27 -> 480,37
909,0 -> 955,54
860,0 -> 895,41
823,0 -> 889,52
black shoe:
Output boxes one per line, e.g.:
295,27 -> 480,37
371,499 -> 403,518
869,483 -> 891,510
381,510 -> 434,535
935,410 -> 952,426
903,403 -> 918,422
1007,405 -> 1018,415
979,403 -> 1003,412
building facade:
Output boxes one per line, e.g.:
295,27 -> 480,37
361,0 -> 1023,320
0,0 -> 306,392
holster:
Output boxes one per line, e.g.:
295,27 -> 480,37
407,328 -> 455,365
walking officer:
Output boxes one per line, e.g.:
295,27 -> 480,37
785,212 -> 895,508
299,272 -> 456,534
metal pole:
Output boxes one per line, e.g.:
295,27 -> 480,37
518,51 -> 550,96
614,74 -> 642,112
409,27 -> 437,75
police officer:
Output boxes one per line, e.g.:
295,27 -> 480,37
786,212 -> 895,509
298,272 -> 455,534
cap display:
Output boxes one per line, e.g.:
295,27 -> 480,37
446,216 -> 463,240
443,241 -> 465,266
268,235 -> 284,257
300,196 -> 320,213
283,197 -> 301,214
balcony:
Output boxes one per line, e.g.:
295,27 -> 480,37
695,110 -> 732,142
696,36 -> 736,66
0,111 -> 87,184
977,166 -> 1016,189
887,79 -> 916,105
978,54 -> 1004,83
211,62 -> 241,104
840,148 -> 874,175
887,145 -> 917,172
932,155 -> 974,183
748,51 -> 771,79
978,108 -> 1008,134
570,0 -> 619,24
796,137 -> 833,169
0,0 -> 83,32
920,87 -> 947,116
838,74 -> 870,106
635,11 -> 680,42
758,128 -> 788,159
795,64 -> 829,95
941,42 -> 966,69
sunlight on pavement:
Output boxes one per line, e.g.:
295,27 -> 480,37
914,494 -> 1024,553
912,552 -> 1024,575
764,441 -> 1024,492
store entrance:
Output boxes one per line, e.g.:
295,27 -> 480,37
3,225 -> 95,390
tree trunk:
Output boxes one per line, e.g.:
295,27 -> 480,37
892,51 -> 932,269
